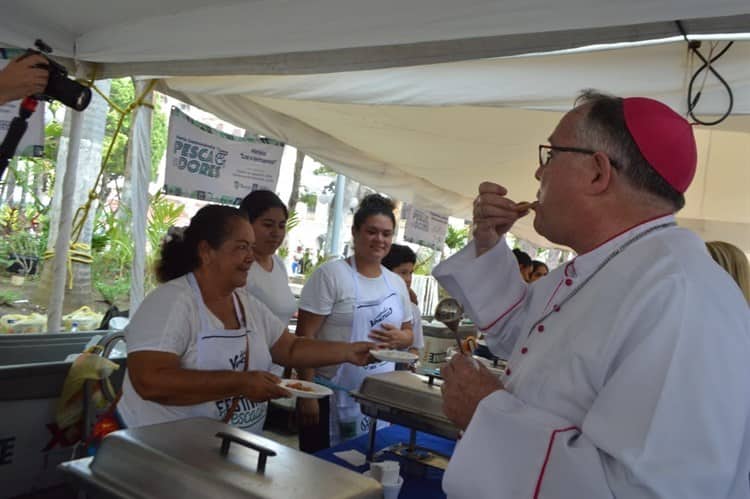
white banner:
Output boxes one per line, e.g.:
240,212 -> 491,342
402,203 -> 449,251
165,107 -> 284,204
0,59 -> 45,158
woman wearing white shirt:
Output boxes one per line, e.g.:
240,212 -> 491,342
296,194 -> 414,452
118,204 -> 374,434
240,190 -> 297,375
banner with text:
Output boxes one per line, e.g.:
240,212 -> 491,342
0,59 -> 45,158
165,107 -> 284,205
402,204 -> 449,251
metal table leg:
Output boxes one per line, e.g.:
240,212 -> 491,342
366,418 -> 378,462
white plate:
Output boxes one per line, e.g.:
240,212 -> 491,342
278,379 -> 333,399
369,349 -> 419,363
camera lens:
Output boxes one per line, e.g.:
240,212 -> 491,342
44,72 -> 92,111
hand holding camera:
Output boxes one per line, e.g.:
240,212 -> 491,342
0,53 -> 49,105
0,39 -> 93,177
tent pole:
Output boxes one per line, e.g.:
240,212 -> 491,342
329,173 -> 345,257
129,79 -> 154,314
47,109 -> 84,333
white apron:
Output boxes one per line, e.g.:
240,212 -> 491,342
328,259 -> 406,445
188,273 -> 273,434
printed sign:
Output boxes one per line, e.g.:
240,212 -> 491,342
0,59 -> 45,158
0,399 -> 76,497
165,107 -> 284,204
402,204 -> 449,251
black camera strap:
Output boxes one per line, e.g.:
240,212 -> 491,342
0,97 -> 38,180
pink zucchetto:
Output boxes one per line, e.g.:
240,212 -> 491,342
622,97 -> 697,193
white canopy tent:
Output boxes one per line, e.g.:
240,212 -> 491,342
159,40 -> 750,249
1,0 -> 749,253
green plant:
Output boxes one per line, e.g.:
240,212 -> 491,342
2,231 -> 44,276
286,210 -> 300,232
0,289 -> 21,305
145,191 -> 184,291
445,225 -> 469,251
413,248 -> 437,275
147,191 -> 185,253
299,192 -> 317,212
95,277 -> 131,306
0,205 -> 21,233
91,205 -> 134,304
303,250 -> 333,279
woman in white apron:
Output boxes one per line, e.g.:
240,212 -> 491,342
296,194 -> 415,452
118,205 -> 375,433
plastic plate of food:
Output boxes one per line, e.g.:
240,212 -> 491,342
279,379 -> 333,399
369,349 -> 419,364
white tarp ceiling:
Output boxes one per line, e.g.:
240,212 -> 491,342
1,0 -> 748,251
1,1 -> 750,76
161,41 -> 750,251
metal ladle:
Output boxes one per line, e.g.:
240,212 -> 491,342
434,297 -> 465,352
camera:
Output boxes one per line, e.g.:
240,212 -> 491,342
0,39 -> 93,178
25,39 -> 91,111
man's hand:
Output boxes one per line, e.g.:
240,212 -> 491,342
441,353 -> 504,429
473,182 -> 535,256
369,323 -> 413,349
0,54 -> 49,105
347,341 -> 376,365
239,371 -> 290,401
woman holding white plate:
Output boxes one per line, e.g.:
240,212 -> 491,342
118,205 -> 374,435
296,194 -> 414,452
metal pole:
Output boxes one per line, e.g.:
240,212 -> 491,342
328,173 -> 345,256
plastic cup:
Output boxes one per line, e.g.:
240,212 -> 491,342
382,475 -> 404,499
370,460 -> 400,484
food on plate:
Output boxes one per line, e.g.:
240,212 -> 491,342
286,381 -> 314,392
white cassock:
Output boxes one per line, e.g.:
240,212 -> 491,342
433,215 -> 750,499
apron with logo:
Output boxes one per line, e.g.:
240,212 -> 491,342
187,273 -> 273,434
328,259 -> 406,445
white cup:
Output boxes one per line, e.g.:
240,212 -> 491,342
382,475 -> 404,499
370,460 -> 400,485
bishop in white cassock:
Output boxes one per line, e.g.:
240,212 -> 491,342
434,92 -> 750,499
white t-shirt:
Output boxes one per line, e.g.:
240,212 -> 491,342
118,275 -> 285,428
299,258 -> 413,379
245,254 -> 297,326
245,255 -> 297,376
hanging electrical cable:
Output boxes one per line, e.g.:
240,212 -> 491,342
675,20 -> 734,126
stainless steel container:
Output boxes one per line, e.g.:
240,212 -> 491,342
351,371 -> 458,440
59,417 -> 382,499
421,322 -> 476,370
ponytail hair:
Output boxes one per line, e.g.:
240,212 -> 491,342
352,193 -> 395,231
155,204 -> 246,283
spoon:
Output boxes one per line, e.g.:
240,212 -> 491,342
434,297 -> 465,353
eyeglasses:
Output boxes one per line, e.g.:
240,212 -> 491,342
538,144 -> 619,168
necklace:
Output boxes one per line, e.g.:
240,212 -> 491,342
526,221 -> 676,336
